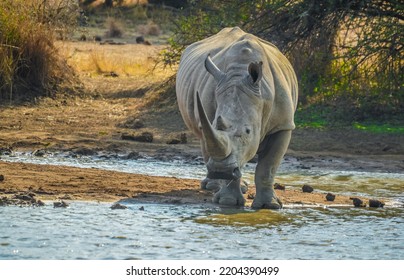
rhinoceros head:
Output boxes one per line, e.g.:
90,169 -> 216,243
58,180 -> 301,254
197,55 -> 264,180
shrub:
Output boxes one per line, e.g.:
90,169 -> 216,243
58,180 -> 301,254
105,17 -> 124,38
0,0 -> 80,103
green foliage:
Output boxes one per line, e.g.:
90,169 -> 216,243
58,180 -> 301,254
162,0 -> 403,122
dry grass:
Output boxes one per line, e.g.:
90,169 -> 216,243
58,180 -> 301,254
137,22 -> 161,36
0,0 -> 80,102
58,41 -> 174,79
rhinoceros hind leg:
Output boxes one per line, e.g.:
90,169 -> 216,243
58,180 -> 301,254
213,179 -> 245,206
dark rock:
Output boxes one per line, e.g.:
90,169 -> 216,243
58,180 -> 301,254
53,200 -> 69,208
274,183 -> 286,190
167,133 -> 187,144
121,132 -> 153,143
0,147 -> 13,156
93,35 -> 102,42
167,139 -> 181,144
14,194 -> 34,201
111,203 -> 127,210
33,149 -> 46,157
136,36 -> 145,44
302,184 -> 314,193
36,200 -> 45,207
74,147 -> 97,156
369,199 -> 385,208
126,151 -> 143,160
139,206 -> 145,211
351,197 -> 366,207
325,193 -> 336,201
0,175 -> 4,182
79,34 -> 86,41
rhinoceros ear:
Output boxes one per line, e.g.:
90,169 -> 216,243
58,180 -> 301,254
248,61 -> 263,84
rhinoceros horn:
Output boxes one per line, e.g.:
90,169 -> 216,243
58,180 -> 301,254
196,92 -> 231,159
205,54 -> 225,82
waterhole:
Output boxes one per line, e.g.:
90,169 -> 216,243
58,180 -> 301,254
0,153 -> 403,259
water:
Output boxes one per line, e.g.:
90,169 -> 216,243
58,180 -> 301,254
1,153 -> 404,259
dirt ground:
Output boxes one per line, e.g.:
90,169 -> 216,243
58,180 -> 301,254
0,42 -> 403,208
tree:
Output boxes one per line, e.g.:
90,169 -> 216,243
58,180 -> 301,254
163,0 -> 403,118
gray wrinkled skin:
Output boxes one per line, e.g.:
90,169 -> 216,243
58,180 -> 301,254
176,27 -> 298,209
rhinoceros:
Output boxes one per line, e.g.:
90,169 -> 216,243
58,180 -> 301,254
176,27 -> 298,209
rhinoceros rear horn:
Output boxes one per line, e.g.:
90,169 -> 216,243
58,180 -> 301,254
196,92 -> 230,159
248,61 -> 263,84
205,54 -> 225,82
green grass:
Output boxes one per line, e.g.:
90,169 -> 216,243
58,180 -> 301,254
295,105 -> 404,134
352,122 -> 404,134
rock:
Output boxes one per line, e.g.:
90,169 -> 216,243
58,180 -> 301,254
36,200 -> 45,207
0,174 -> 4,182
139,206 -> 145,211
14,194 -> 34,201
136,36 -> 145,44
0,147 -> 13,156
125,151 -> 143,160
54,200 -> 69,208
110,203 -> 127,210
166,139 -> 180,144
121,132 -> 153,143
79,34 -> 86,41
166,133 -> 187,145
302,184 -> 314,193
74,147 -> 97,156
274,183 -> 286,190
369,199 -> 385,208
33,149 -> 46,157
93,35 -> 102,42
351,197 -> 366,207
325,193 -> 336,201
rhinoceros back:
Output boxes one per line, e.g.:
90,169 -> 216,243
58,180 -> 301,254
176,27 -> 298,139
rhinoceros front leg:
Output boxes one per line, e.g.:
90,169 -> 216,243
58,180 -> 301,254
213,178 -> 246,206
252,130 -> 292,209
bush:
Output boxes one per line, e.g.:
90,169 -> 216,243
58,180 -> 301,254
105,17 -> 124,38
0,0 -> 80,103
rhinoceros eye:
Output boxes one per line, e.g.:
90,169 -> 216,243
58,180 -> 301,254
246,128 -> 251,134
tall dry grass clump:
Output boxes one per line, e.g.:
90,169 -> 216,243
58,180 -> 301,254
0,0 -> 80,103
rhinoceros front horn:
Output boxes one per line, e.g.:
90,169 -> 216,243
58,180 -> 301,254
196,92 -> 231,160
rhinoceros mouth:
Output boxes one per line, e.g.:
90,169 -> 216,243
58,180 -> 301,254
207,167 -> 242,180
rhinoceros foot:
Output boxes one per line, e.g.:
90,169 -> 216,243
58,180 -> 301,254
201,178 -> 248,194
212,180 -> 245,206
200,178 -> 224,192
252,192 -> 283,209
